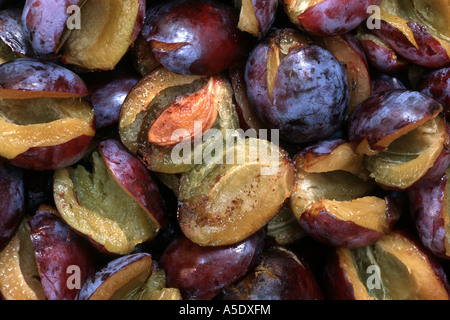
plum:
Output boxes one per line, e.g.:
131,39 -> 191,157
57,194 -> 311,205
283,0 -> 383,36
142,0 -> 250,76
324,231 -> 450,300
28,205 -> 96,300
417,67 -> 450,120
349,90 -> 450,190
159,231 -> 265,300
0,161 -> 24,251
234,0 -> 278,39
221,245 -> 324,300
371,0 -> 450,68
245,29 -> 349,144
0,9 -> 34,63
21,0 -> 86,57
290,139 -> 402,248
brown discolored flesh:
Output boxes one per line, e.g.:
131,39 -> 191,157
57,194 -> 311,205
324,232 -> 450,300
0,58 -> 88,98
0,161 -> 24,251
221,245 -> 324,300
159,231 -> 265,300
28,205 -> 96,300
290,139 -> 401,248
21,0 -> 86,57
98,139 -> 167,230
178,138 -> 294,246
61,0 -> 145,71
283,0 -> 383,36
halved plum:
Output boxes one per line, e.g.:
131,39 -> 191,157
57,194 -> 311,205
119,66 -> 239,174
28,205 -> 96,300
0,217 -> 46,300
371,0 -> 450,68
282,0 -> 383,36
77,253 -> 181,300
349,90 -> 450,190
221,244 -> 324,300
178,137 -> 294,246
53,139 -> 166,255
290,139 -> 401,248
159,231 -> 265,300
324,231 -> 450,300
61,0 -> 145,71
0,58 -> 94,170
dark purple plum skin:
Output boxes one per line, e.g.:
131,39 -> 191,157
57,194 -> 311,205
76,253 -> 152,300
0,162 -> 24,251
371,21 -> 450,69
289,0 -> 383,36
251,0 -> 278,39
0,58 -> 88,97
370,72 -> 406,96
417,67 -> 450,121
98,139 -> 167,229
221,245 -> 324,300
159,230 -> 265,300
142,0 -> 250,76
358,37 -> 409,74
22,0 -> 84,57
348,89 -> 443,152
0,8 -> 34,58
28,208 -> 96,300
245,42 -> 349,144
83,68 -> 141,129
408,173 -> 449,259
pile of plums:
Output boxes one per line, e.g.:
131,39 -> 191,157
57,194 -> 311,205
0,0 -> 450,300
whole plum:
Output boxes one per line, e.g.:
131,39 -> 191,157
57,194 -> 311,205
245,34 -> 349,144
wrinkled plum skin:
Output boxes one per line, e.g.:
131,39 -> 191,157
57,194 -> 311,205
143,0 -> 250,76
418,68 -> 450,120
251,0 -> 278,39
159,231 -> 265,300
245,43 -> 349,144
0,162 -> 24,251
0,8 -> 34,57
